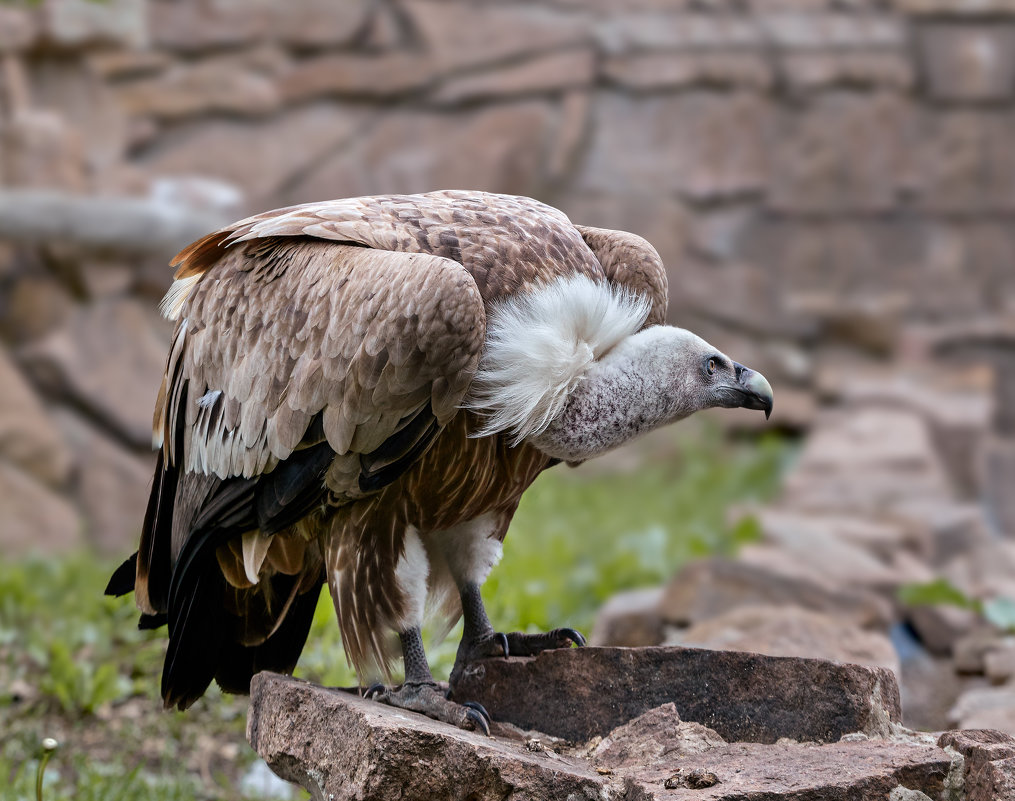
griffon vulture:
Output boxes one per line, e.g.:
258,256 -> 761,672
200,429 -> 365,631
107,190 -> 773,733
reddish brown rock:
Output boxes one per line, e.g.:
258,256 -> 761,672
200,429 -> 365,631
248,674 -> 609,801
660,557 -> 892,629
54,409 -> 153,553
670,605 -> 900,676
428,48 -> 596,105
589,587 -> 665,648
451,646 -> 902,744
0,346 -> 71,487
277,101 -> 556,203
249,673 -> 956,801
142,103 -> 373,203
918,24 -> 1015,101
116,61 -> 280,120
0,458 -> 82,554
41,0 -> 146,49
19,299 -> 170,448
939,729 -> 1015,801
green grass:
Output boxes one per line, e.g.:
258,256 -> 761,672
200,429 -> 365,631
1,424 -> 788,799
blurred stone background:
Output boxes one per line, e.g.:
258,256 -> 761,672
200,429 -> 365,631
2,0 -> 1015,734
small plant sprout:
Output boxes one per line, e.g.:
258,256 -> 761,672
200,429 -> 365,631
36,737 -> 58,801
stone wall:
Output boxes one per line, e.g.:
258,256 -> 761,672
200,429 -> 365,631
1,0 -> 1013,553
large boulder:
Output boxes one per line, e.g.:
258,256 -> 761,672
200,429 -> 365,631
451,646 -> 901,745
249,660 -> 962,801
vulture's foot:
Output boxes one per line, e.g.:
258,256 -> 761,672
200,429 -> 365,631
450,626 -> 585,687
502,627 -> 586,656
364,681 -> 491,736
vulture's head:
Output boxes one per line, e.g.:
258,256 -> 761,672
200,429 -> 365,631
468,275 -> 774,463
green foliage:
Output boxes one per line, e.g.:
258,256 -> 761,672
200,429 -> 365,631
1,751 -> 202,801
897,578 -> 979,611
0,555 -> 164,716
898,578 -> 1015,633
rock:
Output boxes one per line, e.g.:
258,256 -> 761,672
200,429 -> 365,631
0,109 -> 85,191
603,50 -> 773,90
141,103 -> 373,204
0,458 -> 82,554
0,272 -> 76,345
906,603 -> 981,657
944,540 -> 1015,604
782,51 -> 914,91
277,101 -> 556,204
29,55 -> 128,176
893,623 -> 965,732
589,587 -> 664,647
149,0 -> 369,52
451,646 -> 902,744
741,511 -> 914,592
982,436 -> 1015,539
939,729 -> 1015,801
41,0 -> 147,49
250,672 -> 956,801
575,91 -> 768,201
0,346 -> 72,487
918,24 -> 1015,102
116,61 -> 280,120
19,299 -> 170,449
428,49 -> 596,105
955,631 -> 1011,675
0,6 -> 36,52
659,557 -> 892,629
279,52 -> 440,102
669,605 -> 900,676
986,644 -> 1015,683
591,703 -> 726,769
53,409 -> 153,553
780,407 -> 954,516
248,674 -> 610,801
951,686 -> 1015,734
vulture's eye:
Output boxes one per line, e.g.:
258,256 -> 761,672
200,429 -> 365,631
707,358 -> 717,375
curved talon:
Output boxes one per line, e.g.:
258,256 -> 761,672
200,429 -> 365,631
497,631 -> 510,659
364,682 -> 386,699
461,700 -> 491,725
562,628 -> 586,647
464,707 -> 491,736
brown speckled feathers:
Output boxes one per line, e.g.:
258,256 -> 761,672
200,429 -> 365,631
119,190 -> 668,706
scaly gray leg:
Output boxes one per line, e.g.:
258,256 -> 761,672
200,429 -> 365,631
450,582 -> 585,686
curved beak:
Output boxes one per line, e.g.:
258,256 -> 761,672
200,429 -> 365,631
732,362 -> 774,420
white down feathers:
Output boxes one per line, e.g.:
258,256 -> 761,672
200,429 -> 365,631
466,274 -> 651,445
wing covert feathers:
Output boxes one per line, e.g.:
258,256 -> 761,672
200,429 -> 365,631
159,238 -> 486,490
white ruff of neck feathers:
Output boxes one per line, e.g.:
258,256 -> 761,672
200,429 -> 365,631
466,274 -> 651,445
160,274 -> 201,320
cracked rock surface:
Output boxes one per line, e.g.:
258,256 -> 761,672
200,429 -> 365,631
245,646 -> 1014,801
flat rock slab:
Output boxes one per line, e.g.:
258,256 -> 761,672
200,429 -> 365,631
248,673 -> 956,801
451,646 -> 901,744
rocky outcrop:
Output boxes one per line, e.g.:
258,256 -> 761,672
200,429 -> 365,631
248,648 -> 986,801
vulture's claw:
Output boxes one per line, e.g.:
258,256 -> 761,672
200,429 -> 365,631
366,680 -> 492,736
464,706 -> 491,737
363,683 -> 386,699
461,700 -> 492,726
503,627 -> 585,656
